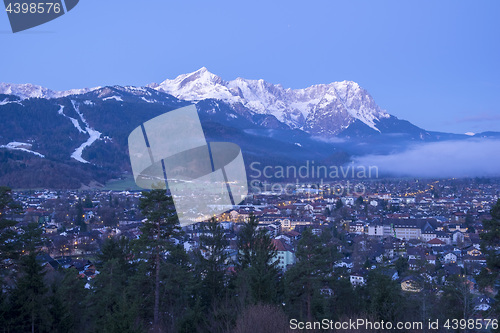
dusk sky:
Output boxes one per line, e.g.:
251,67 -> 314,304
1,0 -> 499,134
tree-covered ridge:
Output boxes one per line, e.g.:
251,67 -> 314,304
0,89 -> 188,189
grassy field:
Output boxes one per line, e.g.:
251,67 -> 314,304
103,175 -> 143,191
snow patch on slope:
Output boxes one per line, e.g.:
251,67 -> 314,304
58,105 -> 85,133
0,98 -> 23,106
69,101 -> 102,164
103,96 -> 123,102
0,142 -> 45,158
141,97 -> 155,103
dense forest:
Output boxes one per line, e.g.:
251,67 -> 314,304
0,187 -> 499,332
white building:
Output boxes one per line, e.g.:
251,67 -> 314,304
272,238 -> 296,272
350,274 -> 366,287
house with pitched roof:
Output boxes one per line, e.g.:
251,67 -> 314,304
427,238 -> 446,247
272,238 -> 296,272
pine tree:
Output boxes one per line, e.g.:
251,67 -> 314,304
137,190 -> 180,333
10,251 -> 47,332
45,281 -> 73,333
0,186 -> 22,261
329,278 -> 363,319
9,222 -> 47,333
0,286 -> 9,331
335,198 -> 343,210
480,199 -> 500,275
236,214 -> 280,304
365,270 -> 403,322
284,228 -> 334,321
0,186 -> 22,330
161,244 -> 195,332
83,194 -> 93,209
75,199 -> 86,232
479,198 -> 500,325
196,217 -> 228,309
89,236 -> 142,333
395,256 -> 409,276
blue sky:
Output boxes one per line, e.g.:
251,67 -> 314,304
1,0 -> 499,134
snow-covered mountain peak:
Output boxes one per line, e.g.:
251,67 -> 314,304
0,83 -> 54,100
0,82 -> 99,100
1,69 -> 391,137
176,67 -> 223,86
152,70 -> 389,134
154,67 -> 229,102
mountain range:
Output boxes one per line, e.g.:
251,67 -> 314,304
0,68 -> 498,189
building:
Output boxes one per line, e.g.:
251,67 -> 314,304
427,238 -> 446,247
384,218 -> 438,241
349,221 -> 365,234
350,273 -> 366,287
367,223 -> 392,237
272,238 -> 296,272
443,252 -> 458,264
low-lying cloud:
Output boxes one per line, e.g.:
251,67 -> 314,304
354,138 -> 500,178
311,136 -> 346,144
